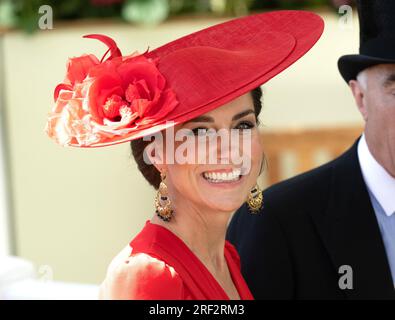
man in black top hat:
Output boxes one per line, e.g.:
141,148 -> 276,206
227,0 -> 395,299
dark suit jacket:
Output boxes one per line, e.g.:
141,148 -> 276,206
226,140 -> 395,300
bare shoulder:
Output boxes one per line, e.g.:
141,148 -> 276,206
99,245 -> 183,300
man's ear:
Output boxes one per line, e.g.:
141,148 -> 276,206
349,79 -> 368,121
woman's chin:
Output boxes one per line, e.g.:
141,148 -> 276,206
195,172 -> 250,210
200,195 -> 247,213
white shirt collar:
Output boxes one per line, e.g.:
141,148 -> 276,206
357,134 -> 395,217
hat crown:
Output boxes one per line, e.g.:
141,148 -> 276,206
358,0 -> 395,51
337,0 -> 395,83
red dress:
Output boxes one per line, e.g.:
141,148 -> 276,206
99,220 -> 254,300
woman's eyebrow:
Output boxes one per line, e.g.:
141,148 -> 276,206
186,115 -> 214,123
232,109 -> 255,121
185,108 -> 255,124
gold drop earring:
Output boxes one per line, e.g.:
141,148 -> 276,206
247,184 -> 263,214
155,172 -> 174,222
247,159 -> 265,213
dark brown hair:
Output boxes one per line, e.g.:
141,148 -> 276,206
130,86 -> 263,189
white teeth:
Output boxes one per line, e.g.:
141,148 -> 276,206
203,169 -> 242,183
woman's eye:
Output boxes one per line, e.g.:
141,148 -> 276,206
235,121 -> 255,130
191,127 -> 209,136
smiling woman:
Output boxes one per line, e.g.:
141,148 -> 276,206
100,89 -> 265,300
45,10 -> 324,300
96,11 -> 323,300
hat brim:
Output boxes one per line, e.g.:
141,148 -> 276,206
71,10 -> 324,148
338,54 -> 395,83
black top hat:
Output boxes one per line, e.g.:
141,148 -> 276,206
338,0 -> 395,83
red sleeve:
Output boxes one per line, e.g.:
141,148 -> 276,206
99,252 -> 184,300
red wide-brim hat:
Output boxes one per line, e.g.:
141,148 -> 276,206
45,10 -> 324,148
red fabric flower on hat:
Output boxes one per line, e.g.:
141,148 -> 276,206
45,34 -> 179,147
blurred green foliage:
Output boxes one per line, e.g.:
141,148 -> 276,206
0,0 -> 352,33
